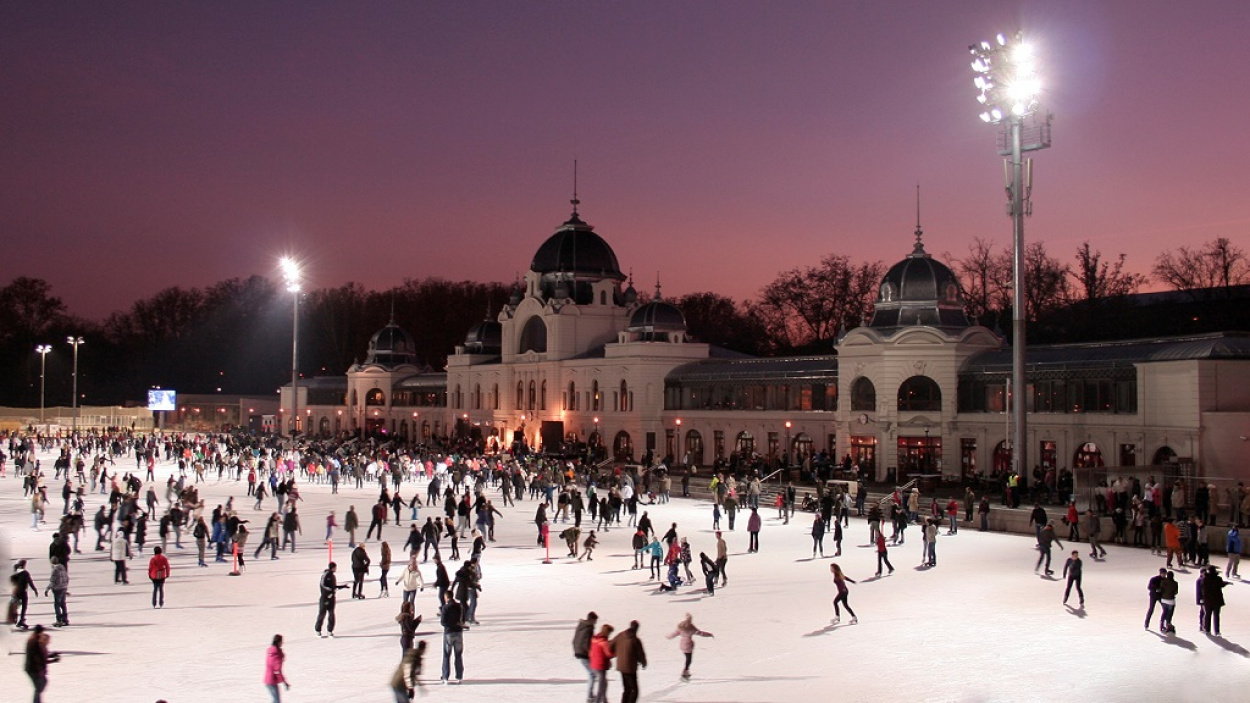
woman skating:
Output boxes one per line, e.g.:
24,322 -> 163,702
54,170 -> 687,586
379,541 -> 392,597
396,601 -> 422,654
830,563 -> 857,625
666,613 -> 713,681
395,554 -> 424,605
263,634 -> 291,703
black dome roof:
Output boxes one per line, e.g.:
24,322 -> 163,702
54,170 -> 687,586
364,322 -> 419,367
530,213 -> 625,280
869,235 -> 970,328
463,318 -> 502,355
629,298 -> 686,334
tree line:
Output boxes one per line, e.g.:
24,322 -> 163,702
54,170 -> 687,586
0,237 -> 1244,407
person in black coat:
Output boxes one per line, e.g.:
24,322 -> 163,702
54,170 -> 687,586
25,624 -> 59,702
315,562 -> 349,637
10,560 -> 39,629
350,545 -> 370,600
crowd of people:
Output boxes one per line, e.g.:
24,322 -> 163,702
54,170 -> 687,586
3,428 -> 1244,702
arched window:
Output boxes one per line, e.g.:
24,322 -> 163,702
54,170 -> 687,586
473,384 -> 481,410
540,380 -> 547,410
492,384 -> 499,410
1152,446 -> 1178,465
619,380 -> 629,411
684,430 -> 704,467
318,417 -> 331,436
897,376 -> 942,412
528,380 -> 536,411
515,381 -> 523,410
518,316 -> 548,354
851,377 -> 876,412
592,380 -> 601,411
366,388 -> 386,406
735,431 -> 755,455
568,381 -> 577,411
613,431 -> 634,462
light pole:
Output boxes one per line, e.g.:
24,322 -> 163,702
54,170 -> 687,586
970,30 -> 1051,481
280,257 -> 302,438
36,344 -> 51,428
784,420 -> 792,467
675,418 -> 682,467
66,336 -> 84,434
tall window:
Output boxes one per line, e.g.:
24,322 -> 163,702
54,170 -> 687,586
592,380 -> 601,412
568,381 -> 577,411
515,381 -> 523,410
540,380 -> 547,410
473,384 -> 481,410
851,377 -> 876,412
528,380 -> 537,411
619,380 -> 629,411
492,384 -> 499,410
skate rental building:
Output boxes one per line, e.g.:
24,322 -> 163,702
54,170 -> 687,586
280,203 -> 1250,492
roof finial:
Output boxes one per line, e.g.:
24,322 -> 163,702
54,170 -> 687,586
389,295 -> 396,325
912,183 -> 926,256
654,272 -> 662,301
570,159 -> 580,216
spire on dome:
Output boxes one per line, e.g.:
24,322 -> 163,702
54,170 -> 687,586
909,184 -> 928,258
570,159 -> 580,217
654,273 -> 663,301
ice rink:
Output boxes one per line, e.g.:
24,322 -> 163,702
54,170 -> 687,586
3,450 -> 1248,702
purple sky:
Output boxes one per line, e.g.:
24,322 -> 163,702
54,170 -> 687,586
2,1 -> 1247,321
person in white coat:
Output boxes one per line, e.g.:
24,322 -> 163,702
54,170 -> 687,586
395,554 -> 425,605
111,531 -> 131,584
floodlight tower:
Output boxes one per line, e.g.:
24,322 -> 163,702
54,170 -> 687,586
970,30 -> 1052,481
67,336 -> 85,434
280,257 -> 302,438
36,344 -> 52,428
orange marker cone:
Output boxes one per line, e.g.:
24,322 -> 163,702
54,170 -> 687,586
327,539 -> 333,564
229,541 -> 241,576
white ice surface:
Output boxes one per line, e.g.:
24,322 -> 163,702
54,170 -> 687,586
3,450 -> 1249,703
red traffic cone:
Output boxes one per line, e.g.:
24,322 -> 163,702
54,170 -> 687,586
228,541 -> 241,576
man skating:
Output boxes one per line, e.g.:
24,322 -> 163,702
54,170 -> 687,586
1035,522 -> 1062,576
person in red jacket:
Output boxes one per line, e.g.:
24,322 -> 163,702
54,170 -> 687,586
148,546 -> 171,608
589,623 -> 615,703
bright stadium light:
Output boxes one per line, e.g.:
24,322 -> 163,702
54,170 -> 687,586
280,257 -> 303,437
969,29 -> 1052,486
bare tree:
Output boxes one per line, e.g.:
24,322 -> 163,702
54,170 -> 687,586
1022,241 -> 1072,321
751,254 -> 883,352
949,238 -> 1008,325
1071,242 -> 1147,302
1153,237 -> 1249,295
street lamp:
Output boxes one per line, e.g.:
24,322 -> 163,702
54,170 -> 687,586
280,257 -> 302,438
66,336 -> 84,434
675,418 -> 682,467
784,420 -> 792,467
970,30 -> 1051,480
35,345 -> 51,428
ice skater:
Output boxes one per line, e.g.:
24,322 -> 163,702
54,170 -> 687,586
667,613 -> 712,681
1035,522 -> 1062,575
1062,551 -> 1084,606
830,563 -> 857,624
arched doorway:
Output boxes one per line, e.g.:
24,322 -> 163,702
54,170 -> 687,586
897,376 -> 942,412
1152,446 -> 1178,465
318,417 -> 331,437
993,440 -> 1012,474
735,431 -> 755,456
792,432 -> 813,463
684,430 -> 704,467
1074,442 -> 1104,468
613,431 -> 633,462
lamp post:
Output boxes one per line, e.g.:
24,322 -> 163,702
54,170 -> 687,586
970,30 -> 1051,481
36,345 -> 52,428
280,257 -> 302,438
675,418 -> 682,467
784,420 -> 792,467
66,336 -> 84,434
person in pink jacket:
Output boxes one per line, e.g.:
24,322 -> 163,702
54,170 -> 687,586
667,613 -> 713,681
264,634 -> 291,702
